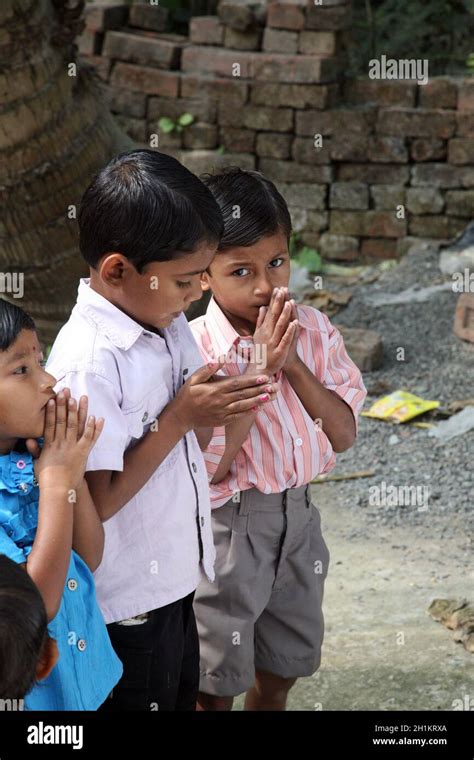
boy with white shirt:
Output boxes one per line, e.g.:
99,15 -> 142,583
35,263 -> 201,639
46,150 -> 278,711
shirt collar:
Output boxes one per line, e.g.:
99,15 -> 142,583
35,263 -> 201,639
205,295 -> 317,358
75,278 -> 152,351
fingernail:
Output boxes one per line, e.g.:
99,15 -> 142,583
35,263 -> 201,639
47,399 -> 54,407
68,398 -> 74,407
259,393 -> 270,401
256,375 -> 267,384
252,405 -> 258,411
88,415 -> 95,423
264,385 -> 272,393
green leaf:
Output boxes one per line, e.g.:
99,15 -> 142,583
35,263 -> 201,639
158,117 -> 175,134
294,247 -> 322,273
178,112 -> 194,127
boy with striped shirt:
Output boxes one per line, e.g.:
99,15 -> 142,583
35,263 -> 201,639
190,168 -> 367,711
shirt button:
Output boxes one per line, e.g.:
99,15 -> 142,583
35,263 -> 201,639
67,578 -> 78,591
200,516 -> 205,527
142,412 -> 148,423
295,437 -> 303,446
19,482 -> 28,492
192,462 -> 197,473
77,639 -> 87,652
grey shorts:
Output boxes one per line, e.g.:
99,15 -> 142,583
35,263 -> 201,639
193,483 -> 330,697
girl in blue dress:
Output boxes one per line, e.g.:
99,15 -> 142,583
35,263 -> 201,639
0,298 -> 123,709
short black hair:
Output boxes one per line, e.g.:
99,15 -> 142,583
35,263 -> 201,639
79,149 -> 224,272
0,299 -> 35,352
0,555 -> 48,699
201,167 -> 292,252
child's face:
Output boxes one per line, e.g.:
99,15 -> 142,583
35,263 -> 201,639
201,231 -> 291,333
0,330 -> 57,453
92,240 -> 217,330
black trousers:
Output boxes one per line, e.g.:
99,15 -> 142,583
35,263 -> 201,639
98,591 -> 199,711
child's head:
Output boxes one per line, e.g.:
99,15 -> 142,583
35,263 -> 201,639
0,299 -> 57,452
79,149 -> 224,329
0,555 -> 59,699
199,168 -> 292,329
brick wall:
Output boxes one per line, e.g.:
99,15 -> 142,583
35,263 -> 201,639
80,0 -> 474,261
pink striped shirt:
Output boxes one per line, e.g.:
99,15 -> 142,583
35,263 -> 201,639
190,296 -> 367,509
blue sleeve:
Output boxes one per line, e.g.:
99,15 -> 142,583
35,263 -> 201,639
0,526 -> 27,564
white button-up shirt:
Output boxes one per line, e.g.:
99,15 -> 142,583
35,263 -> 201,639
46,279 -> 215,624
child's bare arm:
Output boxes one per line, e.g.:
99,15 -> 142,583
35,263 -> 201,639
72,480 -> 104,572
284,358 -> 356,452
194,426 -> 213,451
26,393 -> 103,621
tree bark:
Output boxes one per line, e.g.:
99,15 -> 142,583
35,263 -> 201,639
0,0 -> 133,345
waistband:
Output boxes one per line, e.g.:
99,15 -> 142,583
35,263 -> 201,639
229,483 -> 311,516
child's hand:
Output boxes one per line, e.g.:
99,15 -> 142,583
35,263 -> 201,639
251,287 -> 298,376
282,298 -> 301,371
171,361 -> 278,429
35,390 -> 104,493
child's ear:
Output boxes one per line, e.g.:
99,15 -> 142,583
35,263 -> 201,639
35,635 -> 59,682
200,271 -> 211,292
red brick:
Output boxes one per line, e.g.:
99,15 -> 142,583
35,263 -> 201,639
267,3 -> 305,31
330,133 -> 368,161
103,31 -> 183,69
454,293 -> 474,344
367,136 -> 408,163
338,164 -> 410,185
224,27 -> 261,50
110,62 -> 179,97
418,78 -> 457,109
330,210 -> 406,237
448,138 -> 474,165
148,97 -> 217,124
189,16 -> 224,45
219,127 -> 256,153
85,2 -> 128,33
457,113 -> 474,137
445,190 -> 474,217
295,108 -> 375,136
183,123 -> 218,150
343,78 -> 416,107
181,74 -> 248,107
181,45 -> 254,77
298,30 -> 338,56
360,238 -> 398,260
251,81 -> 339,109
377,108 -> 456,138
305,3 -> 352,30
256,132 -> 292,159
263,28 -> 298,54
129,3 -> 168,32
458,81 -> 474,111
240,105 -> 293,132
259,158 -> 333,183
252,53 -> 338,84
410,138 -> 446,162
291,136 -> 331,164
408,215 -> 451,238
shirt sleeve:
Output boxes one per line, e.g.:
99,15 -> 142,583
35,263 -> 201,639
51,370 -> 129,472
321,313 -> 368,436
0,526 -> 27,564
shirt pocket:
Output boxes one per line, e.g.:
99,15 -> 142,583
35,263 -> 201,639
123,384 -> 171,442
122,385 -> 181,487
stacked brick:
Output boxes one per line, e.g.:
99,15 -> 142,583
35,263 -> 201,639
78,0 -> 474,261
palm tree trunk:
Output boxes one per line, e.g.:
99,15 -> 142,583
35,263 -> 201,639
0,0 -> 133,345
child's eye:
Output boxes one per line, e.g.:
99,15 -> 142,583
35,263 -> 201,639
13,365 -> 28,375
269,257 -> 284,268
176,280 -> 192,288
39,359 -> 47,368
232,268 -> 250,277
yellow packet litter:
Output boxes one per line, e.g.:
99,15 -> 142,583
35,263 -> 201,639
361,391 -> 439,424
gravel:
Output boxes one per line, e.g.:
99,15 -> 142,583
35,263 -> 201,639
303,240 -> 474,538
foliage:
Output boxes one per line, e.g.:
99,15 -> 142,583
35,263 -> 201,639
158,113 -> 195,133
348,0 -> 474,76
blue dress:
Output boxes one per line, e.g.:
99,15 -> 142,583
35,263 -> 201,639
0,446 -> 123,710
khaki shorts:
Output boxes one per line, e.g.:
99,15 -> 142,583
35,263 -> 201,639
194,483 -> 330,697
